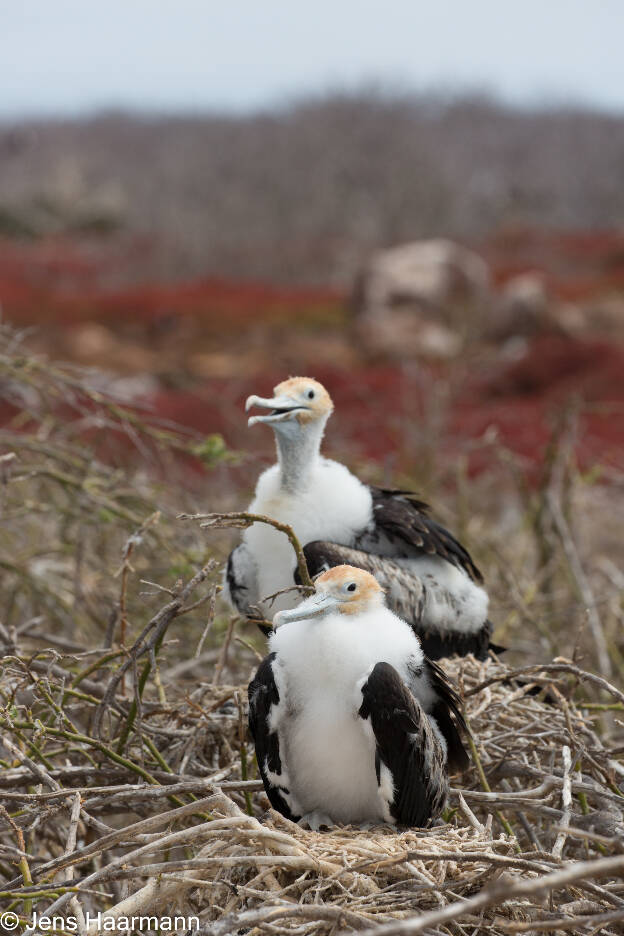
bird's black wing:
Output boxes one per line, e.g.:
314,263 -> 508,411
357,487 -> 484,584
358,661 -> 448,827
416,621 -> 495,663
302,540 -> 494,661
410,657 -> 470,772
248,653 -> 300,821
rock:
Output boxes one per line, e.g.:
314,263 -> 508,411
552,302 -> 588,335
188,350 -> 265,378
567,295 -> 624,337
494,277 -> 624,341
354,239 -> 490,318
65,322 -> 118,359
492,271 -> 550,340
352,239 -> 489,357
360,313 -> 462,360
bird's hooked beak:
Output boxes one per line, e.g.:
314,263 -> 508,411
245,393 -> 308,427
272,591 -> 340,629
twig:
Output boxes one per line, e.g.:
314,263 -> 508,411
235,690 -> 254,816
547,490 -> 612,678
466,662 -> 624,706
212,617 -> 236,686
195,586 -> 217,658
347,854 -> 624,936
179,511 -> 314,589
192,903 -> 369,935
552,745 -> 572,859
91,561 -> 214,746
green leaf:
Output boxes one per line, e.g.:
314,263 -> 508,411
191,433 -> 234,467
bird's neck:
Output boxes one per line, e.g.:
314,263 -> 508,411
274,420 -> 326,493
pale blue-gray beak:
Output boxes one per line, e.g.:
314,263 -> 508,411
273,592 -> 341,629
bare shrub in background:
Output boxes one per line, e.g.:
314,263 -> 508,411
2,91 -> 624,282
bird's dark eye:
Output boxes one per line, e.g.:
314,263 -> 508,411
307,389 -> 315,399
347,583 -> 356,592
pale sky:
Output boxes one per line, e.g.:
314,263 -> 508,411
1,0 -> 622,117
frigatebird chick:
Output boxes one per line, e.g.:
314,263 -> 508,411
225,376 -> 494,660
248,565 -> 468,829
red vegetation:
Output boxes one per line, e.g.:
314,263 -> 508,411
0,237 -> 340,331
483,228 -> 624,301
486,336 -> 624,403
1,231 -> 623,485
454,336 -> 624,479
136,341 -> 624,484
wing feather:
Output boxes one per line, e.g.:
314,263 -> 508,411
248,653 -> 299,821
358,487 -> 484,583
419,658 -> 470,772
358,661 -> 449,827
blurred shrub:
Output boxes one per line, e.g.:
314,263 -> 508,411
1,92 -> 624,283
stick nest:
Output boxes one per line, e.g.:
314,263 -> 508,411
2,651 -> 624,936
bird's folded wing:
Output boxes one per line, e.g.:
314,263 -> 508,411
417,658 -> 470,772
358,661 -> 449,827
358,487 -> 484,584
248,653 -> 299,821
302,540 -> 494,659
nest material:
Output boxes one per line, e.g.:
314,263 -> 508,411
2,653 -> 624,936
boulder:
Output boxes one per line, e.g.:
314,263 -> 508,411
352,239 -> 490,357
493,271 -> 549,339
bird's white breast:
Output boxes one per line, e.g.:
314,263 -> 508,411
268,607 -> 422,824
244,458 -> 372,614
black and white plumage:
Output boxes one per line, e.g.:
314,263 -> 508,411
248,565 -> 468,829
225,376 -> 493,660
302,532 -> 494,661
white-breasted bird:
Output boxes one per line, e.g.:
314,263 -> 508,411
225,376 -> 494,660
248,565 -> 468,829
